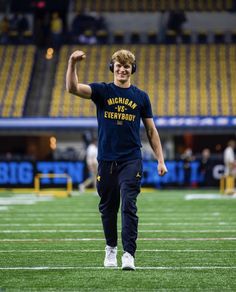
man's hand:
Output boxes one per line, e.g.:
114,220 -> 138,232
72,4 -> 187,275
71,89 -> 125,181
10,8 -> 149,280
157,162 -> 168,176
69,50 -> 86,63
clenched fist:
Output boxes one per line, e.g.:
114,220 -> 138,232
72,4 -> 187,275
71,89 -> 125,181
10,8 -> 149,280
157,162 -> 168,176
69,50 -> 86,64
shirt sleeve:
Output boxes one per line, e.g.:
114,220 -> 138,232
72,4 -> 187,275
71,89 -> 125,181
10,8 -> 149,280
89,82 -> 106,106
141,92 -> 153,118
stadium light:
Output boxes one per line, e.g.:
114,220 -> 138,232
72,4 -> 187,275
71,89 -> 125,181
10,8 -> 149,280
46,48 -> 54,60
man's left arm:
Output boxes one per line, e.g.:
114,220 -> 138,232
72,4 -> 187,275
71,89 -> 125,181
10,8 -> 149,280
142,118 -> 168,176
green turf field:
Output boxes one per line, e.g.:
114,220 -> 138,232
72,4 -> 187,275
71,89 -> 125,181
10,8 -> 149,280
0,189 -> 236,291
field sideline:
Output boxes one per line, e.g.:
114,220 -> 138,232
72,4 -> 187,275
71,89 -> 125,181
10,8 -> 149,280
0,189 -> 236,291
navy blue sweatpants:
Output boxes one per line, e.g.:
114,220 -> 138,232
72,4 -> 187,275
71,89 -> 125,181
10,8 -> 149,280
96,159 -> 142,257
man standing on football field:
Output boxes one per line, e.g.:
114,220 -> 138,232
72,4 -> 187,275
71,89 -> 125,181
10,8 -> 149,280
66,49 -> 168,270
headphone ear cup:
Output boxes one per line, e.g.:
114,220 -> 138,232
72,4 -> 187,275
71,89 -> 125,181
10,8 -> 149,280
109,61 -> 136,74
131,63 -> 136,74
109,62 -> 114,73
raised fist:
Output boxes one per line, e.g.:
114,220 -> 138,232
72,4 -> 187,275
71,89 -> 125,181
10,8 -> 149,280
69,50 -> 86,63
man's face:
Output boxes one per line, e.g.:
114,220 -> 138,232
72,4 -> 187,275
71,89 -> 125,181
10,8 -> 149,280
113,61 -> 132,83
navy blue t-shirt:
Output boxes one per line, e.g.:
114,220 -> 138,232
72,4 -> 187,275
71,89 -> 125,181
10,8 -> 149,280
90,82 -> 153,161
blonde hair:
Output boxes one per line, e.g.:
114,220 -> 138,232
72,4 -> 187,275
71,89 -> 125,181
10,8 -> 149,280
111,49 -> 135,65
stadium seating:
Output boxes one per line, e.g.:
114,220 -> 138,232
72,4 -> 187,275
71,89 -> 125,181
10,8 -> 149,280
75,0 -> 234,12
50,44 -> 236,118
0,45 -> 35,117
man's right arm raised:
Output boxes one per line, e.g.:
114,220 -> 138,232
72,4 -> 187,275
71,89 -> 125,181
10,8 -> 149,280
66,50 -> 92,99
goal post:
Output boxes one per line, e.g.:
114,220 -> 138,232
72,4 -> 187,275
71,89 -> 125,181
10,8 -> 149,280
34,173 -> 72,197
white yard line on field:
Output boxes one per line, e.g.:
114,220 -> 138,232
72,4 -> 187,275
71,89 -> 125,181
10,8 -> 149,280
0,222 -> 234,226
185,194 -> 236,200
0,212 -> 226,216
1,229 -> 236,233
0,217 -> 227,223
0,249 -> 236,253
0,237 -> 236,242
0,197 -> 53,205
0,266 -> 236,271
0,212 -> 225,215
0,206 -> 8,211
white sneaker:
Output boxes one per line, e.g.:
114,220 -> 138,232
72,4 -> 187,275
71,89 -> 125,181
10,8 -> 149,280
121,252 -> 135,270
78,184 -> 85,192
104,246 -> 118,268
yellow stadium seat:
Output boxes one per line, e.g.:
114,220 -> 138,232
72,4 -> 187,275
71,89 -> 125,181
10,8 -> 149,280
49,44 -> 236,118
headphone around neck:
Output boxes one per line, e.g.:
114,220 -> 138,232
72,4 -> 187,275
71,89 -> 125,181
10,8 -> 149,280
109,61 -> 137,74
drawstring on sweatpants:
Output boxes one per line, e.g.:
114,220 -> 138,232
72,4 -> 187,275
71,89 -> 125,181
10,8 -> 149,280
110,161 -> 117,174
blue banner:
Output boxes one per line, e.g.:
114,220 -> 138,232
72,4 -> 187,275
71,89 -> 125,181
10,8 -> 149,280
0,160 -> 224,188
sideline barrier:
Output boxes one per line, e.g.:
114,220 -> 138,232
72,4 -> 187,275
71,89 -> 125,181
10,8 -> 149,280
34,173 -> 72,197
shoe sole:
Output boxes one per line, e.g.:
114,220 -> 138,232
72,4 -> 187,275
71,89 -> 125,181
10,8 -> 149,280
122,266 -> 135,271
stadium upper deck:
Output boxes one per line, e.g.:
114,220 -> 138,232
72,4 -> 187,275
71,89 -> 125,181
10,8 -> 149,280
75,0 -> 235,12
